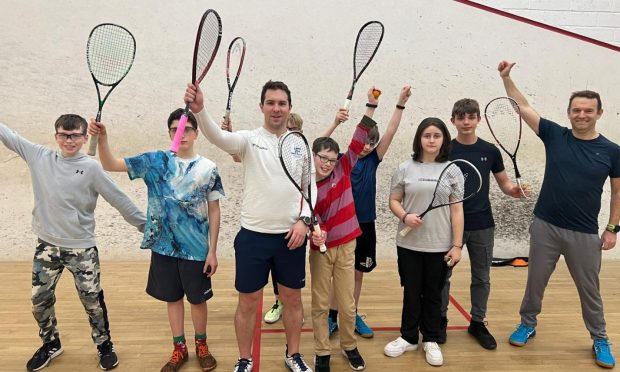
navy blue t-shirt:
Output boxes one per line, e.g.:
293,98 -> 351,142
351,149 -> 381,223
534,118 -> 620,234
449,138 -> 505,231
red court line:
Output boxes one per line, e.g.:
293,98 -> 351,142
252,294 -> 264,371
454,0 -> 620,53
449,294 -> 472,322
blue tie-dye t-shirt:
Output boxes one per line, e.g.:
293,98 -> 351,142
125,151 -> 224,261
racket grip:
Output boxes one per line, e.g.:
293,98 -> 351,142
343,99 -> 352,111
87,135 -> 98,156
170,114 -> 188,153
399,225 -> 412,237
311,222 -> 327,254
223,110 -> 231,131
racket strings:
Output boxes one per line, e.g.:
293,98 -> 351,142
280,133 -> 312,199
485,98 -> 522,155
227,38 -> 245,83
354,22 -> 383,77
87,25 -> 135,86
431,162 -> 480,207
195,13 -> 221,83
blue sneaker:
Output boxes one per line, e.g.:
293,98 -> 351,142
355,313 -> 374,338
509,323 -> 536,346
594,339 -> 615,368
328,317 -> 338,337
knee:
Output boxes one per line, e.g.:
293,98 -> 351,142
238,293 -> 261,314
279,289 -> 302,308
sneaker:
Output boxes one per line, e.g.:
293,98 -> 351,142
423,342 -> 443,366
342,347 -> 365,370
354,314 -> 374,339
509,323 -> 536,347
468,321 -> 497,350
195,340 -> 217,371
314,355 -> 330,372
161,347 -> 188,372
437,316 -> 448,344
26,338 -> 63,372
97,340 -> 119,370
234,358 -> 253,372
264,300 -> 284,324
384,337 -> 418,357
328,317 -> 338,337
593,339 -> 616,368
285,348 -> 312,372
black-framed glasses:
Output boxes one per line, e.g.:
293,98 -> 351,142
169,127 -> 196,136
55,132 -> 86,141
315,153 -> 337,166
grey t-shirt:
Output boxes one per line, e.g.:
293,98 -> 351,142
390,160 -> 454,253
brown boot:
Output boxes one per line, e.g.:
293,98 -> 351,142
161,346 -> 188,372
195,339 -> 217,371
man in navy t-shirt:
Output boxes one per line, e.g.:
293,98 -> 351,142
499,60 -> 620,369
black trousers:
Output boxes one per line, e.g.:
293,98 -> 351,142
397,247 -> 449,344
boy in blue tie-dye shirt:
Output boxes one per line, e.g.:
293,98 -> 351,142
89,109 -> 224,372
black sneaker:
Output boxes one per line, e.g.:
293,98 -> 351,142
97,340 -> 119,370
342,347 -> 365,371
315,354 -> 331,372
437,317 -> 448,344
26,338 -> 63,372
468,321 -> 497,350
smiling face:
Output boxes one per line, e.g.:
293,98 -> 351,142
55,128 -> 87,157
314,149 -> 338,181
567,97 -> 602,136
260,89 -> 291,133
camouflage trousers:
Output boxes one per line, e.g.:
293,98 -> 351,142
31,241 -> 111,345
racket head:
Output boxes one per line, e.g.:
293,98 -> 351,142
279,131 -> 313,202
87,23 -> 136,86
427,159 -> 482,211
352,21 -> 384,82
193,9 -> 223,84
226,36 -> 246,91
483,96 -> 523,156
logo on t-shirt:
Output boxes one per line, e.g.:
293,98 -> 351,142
480,156 -> 488,162
75,169 -> 84,174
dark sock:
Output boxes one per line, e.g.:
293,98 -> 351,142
329,309 -> 338,322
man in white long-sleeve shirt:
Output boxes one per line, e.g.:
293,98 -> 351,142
184,81 -> 317,372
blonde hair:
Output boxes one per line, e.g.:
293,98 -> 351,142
287,113 -> 304,132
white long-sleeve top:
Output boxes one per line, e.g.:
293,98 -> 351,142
195,109 -> 315,234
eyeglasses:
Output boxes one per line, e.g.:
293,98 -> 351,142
55,132 -> 86,141
315,154 -> 337,166
169,127 -> 196,136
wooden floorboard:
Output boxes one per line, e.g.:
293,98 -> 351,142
1,259 -> 618,371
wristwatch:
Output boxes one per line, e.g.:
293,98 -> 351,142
299,216 -> 312,227
606,224 -> 620,234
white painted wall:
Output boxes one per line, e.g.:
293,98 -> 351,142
476,0 -> 620,46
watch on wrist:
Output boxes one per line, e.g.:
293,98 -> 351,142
606,224 -> 620,234
299,216 -> 312,227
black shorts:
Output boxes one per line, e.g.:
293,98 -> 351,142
355,222 -> 377,272
234,227 -> 307,294
146,251 -> 213,304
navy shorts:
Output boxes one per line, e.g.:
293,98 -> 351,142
146,251 -> 213,304
234,227 -> 307,293
355,222 -> 377,272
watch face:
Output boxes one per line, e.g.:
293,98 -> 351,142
300,216 -> 312,226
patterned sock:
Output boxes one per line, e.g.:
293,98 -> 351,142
173,335 -> 187,352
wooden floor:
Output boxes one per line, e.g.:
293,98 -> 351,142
1,259 -> 619,372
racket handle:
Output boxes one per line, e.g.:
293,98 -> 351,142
399,225 -> 412,237
170,114 -> 188,153
311,222 -> 327,254
223,110 -> 231,131
343,98 -> 352,111
87,135 -> 98,156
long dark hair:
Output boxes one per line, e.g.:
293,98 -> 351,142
411,117 -> 451,162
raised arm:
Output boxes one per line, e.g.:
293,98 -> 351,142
88,120 -> 128,172
320,86 -> 379,137
602,177 -> 620,250
375,85 -> 412,160
498,61 -> 541,135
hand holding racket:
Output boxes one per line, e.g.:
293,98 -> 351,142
399,159 -> 482,237
222,37 -> 246,129
279,131 -> 327,253
484,96 -> 527,198
86,23 -> 136,156
171,9 -> 222,153
343,21 -> 384,111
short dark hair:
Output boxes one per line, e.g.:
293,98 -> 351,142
261,80 -> 292,106
54,114 -> 87,133
451,98 -> 480,118
167,108 -> 197,130
411,117 -> 451,163
367,126 -> 380,144
568,90 -> 602,112
312,136 -> 339,154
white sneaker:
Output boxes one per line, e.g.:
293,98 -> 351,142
423,342 -> 443,366
384,337 -> 418,357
